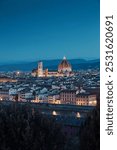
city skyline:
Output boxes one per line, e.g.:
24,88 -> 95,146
0,0 -> 100,63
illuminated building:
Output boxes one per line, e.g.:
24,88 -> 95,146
60,90 -> 76,104
0,77 -> 17,83
60,90 -> 97,106
45,69 -> 48,77
31,57 -> 73,77
32,69 -> 38,77
48,94 -> 61,104
37,62 -> 43,77
76,93 -> 97,106
31,62 -> 44,77
0,88 -> 9,101
58,56 -> 72,73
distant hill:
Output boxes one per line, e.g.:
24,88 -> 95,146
0,59 -> 100,72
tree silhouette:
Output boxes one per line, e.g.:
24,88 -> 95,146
79,107 -> 100,150
0,103 -> 66,150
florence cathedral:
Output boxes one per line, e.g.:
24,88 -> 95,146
32,57 -> 73,77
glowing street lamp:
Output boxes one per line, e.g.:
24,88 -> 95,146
0,98 -> 3,101
76,112 -> 80,118
52,111 -> 57,116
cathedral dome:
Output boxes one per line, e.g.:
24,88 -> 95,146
58,57 -> 72,73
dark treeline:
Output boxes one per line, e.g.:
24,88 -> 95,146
0,103 -> 100,150
0,103 -> 65,150
79,107 -> 100,150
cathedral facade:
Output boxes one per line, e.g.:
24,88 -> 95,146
32,57 -> 73,77
58,56 -> 72,73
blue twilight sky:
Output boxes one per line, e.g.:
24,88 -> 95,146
0,0 -> 100,63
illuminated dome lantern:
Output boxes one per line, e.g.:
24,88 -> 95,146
58,57 -> 72,73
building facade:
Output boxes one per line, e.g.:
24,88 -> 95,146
76,93 -> 97,106
32,57 -> 73,77
58,56 -> 72,73
0,77 -> 17,83
60,90 -> 76,104
60,90 -> 97,106
0,88 -> 9,101
37,62 -> 43,77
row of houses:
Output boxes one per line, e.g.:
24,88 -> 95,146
0,88 -> 97,106
60,90 -> 97,106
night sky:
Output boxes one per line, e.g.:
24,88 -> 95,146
0,0 -> 100,63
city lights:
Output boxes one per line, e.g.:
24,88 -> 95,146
76,112 -> 80,118
52,111 -> 57,116
0,97 -> 3,101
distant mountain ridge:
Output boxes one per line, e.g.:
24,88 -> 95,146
0,58 -> 100,72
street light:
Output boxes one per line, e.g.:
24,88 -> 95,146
0,98 -> 3,101
52,111 -> 57,116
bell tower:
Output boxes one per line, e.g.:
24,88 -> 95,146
37,62 -> 43,77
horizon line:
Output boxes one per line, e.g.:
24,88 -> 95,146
0,57 -> 100,64
0,57 -> 100,66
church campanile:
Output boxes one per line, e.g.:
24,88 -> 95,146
37,62 -> 43,77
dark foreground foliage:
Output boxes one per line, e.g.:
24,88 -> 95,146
0,103 -> 100,150
79,107 -> 100,150
64,107 -> 100,150
0,103 -> 65,150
